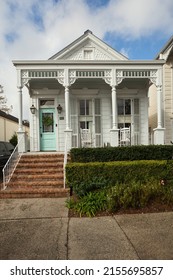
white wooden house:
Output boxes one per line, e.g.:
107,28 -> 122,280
149,36 -> 173,145
13,30 -> 165,153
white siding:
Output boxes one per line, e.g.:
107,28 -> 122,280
30,98 -> 39,151
101,93 -> 111,146
164,62 -> 172,144
57,92 -> 66,151
148,84 -> 157,133
140,96 -> 149,145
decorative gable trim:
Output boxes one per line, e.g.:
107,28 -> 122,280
49,30 -> 128,61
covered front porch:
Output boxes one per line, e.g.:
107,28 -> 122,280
13,65 -> 165,153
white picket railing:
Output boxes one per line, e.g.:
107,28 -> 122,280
2,136 -> 24,190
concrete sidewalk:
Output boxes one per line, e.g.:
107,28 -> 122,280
0,198 -> 173,260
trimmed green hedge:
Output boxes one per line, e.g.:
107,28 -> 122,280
70,145 -> 173,162
66,160 -> 173,196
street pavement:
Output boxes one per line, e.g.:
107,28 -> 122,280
0,198 -> 173,260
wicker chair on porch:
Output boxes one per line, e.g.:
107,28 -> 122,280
120,127 -> 131,146
80,128 -> 92,147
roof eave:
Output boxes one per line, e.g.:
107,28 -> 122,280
13,59 -> 165,67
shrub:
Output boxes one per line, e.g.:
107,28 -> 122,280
71,176 -> 108,197
66,160 -> 171,196
9,133 -> 18,147
66,180 -> 173,216
66,190 -> 108,217
107,179 -> 173,212
70,145 -> 173,162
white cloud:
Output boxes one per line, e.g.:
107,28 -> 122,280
0,0 -> 173,119
101,0 -> 173,38
120,48 -> 129,59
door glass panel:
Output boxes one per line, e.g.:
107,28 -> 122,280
118,99 -> 131,115
79,100 -> 92,115
42,113 -> 54,133
80,121 -> 90,129
118,99 -> 124,115
80,100 -> 85,115
40,99 -> 54,106
125,99 -> 131,115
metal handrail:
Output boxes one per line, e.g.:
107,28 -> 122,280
2,136 -> 23,190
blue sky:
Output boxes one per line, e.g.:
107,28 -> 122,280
0,0 -> 173,118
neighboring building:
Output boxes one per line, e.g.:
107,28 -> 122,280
149,36 -> 173,145
0,110 -> 29,142
13,30 -> 165,153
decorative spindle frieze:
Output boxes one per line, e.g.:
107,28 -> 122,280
116,69 -> 158,85
21,69 -> 65,86
69,69 -> 112,85
21,68 -> 158,87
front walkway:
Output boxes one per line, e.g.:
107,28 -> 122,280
0,198 -> 173,260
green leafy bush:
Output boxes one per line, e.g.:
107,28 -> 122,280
66,190 -> 108,217
70,145 -> 173,162
72,176 -> 108,197
66,160 -> 172,196
66,180 -> 173,217
9,133 -> 18,147
107,180 -> 173,211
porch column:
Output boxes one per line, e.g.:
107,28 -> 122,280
110,85 -> 119,146
64,85 -> 72,151
112,85 -> 118,129
65,86 -> 70,130
153,85 -> 165,144
157,85 -> 162,129
18,86 -> 23,132
17,86 -> 27,152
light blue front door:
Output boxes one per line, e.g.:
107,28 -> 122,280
40,108 -> 56,151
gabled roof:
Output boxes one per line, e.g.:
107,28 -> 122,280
49,30 -> 128,61
155,35 -> 173,60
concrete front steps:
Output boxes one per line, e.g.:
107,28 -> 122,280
0,153 -> 70,198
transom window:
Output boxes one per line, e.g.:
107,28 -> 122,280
40,99 -> 54,107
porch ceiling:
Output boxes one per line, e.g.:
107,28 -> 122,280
28,77 -> 149,91
70,78 -> 111,90
29,78 -> 63,90
117,78 -> 150,89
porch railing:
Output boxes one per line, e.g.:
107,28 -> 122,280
2,136 -> 24,190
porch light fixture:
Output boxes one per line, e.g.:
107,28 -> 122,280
30,104 -> 36,114
57,104 -> 62,114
